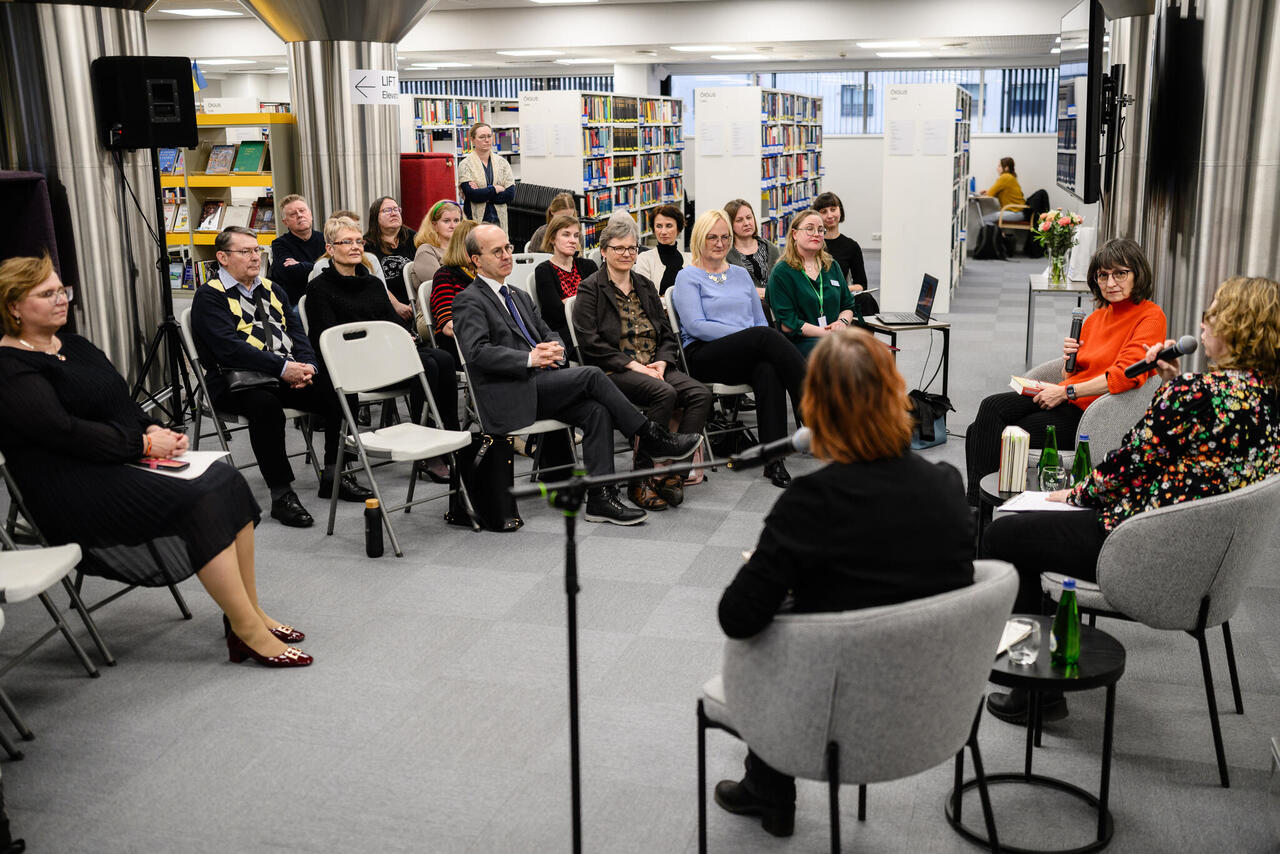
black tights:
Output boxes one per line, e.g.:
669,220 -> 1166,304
685,327 -> 806,444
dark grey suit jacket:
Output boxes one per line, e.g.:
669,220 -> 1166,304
453,278 -> 564,434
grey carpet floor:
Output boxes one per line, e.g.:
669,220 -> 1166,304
0,253 -> 1276,852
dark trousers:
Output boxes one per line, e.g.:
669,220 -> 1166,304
533,365 -> 647,476
404,344 -> 460,431
743,748 -> 796,806
981,508 -> 1106,613
685,327 -> 807,444
965,392 -> 1083,504
608,367 -> 712,466
214,382 -> 343,489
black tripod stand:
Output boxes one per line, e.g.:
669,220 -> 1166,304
127,145 -> 198,428
511,456 -> 719,853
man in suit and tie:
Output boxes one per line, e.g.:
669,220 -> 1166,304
452,224 -> 701,525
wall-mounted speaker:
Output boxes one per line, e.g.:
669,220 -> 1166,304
90,56 -> 198,151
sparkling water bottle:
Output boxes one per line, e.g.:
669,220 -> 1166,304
1050,578 -> 1081,670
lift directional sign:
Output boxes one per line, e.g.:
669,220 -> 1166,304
350,70 -> 399,105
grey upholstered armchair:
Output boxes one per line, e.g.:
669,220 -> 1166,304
1024,357 -> 1163,459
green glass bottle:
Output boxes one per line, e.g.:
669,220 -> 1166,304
1050,578 -> 1081,671
1071,434 -> 1093,486
1038,425 -> 1061,475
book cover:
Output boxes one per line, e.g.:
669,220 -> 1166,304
205,144 -> 237,174
1009,375 -> 1048,397
163,203 -> 177,230
157,148 -> 179,174
173,202 -> 190,231
221,204 -> 255,229
174,149 -> 185,176
252,197 -> 275,232
196,200 -> 225,231
231,140 -> 267,173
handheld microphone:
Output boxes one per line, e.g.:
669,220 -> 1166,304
1123,335 -> 1198,378
1064,307 -> 1086,373
726,427 -> 811,471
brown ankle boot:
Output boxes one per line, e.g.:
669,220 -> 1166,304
628,479 -> 669,510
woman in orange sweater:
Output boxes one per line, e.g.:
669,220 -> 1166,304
965,238 -> 1167,504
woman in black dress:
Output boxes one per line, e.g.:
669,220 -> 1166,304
813,191 -> 878,317
0,255 -> 310,668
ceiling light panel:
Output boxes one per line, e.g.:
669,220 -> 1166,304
496,49 -> 565,57
855,40 -> 921,49
670,45 -> 731,52
161,8 -> 243,16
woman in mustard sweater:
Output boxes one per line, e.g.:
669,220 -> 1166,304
980,157 -> 1026,225
964,238 -> 1167,504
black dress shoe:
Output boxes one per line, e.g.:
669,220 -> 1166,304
736,394 -> 757,412
270,491 -> 314,528
713,780 -> 794,838
763,460 -> 791,488
318,472 -> 375,502
986,688 -> 1068,724
584,486 -> 647,526
635,420 -> 702,463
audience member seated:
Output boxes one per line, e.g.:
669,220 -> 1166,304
672,210 -> 806,488
308,208 -> 387,285
533,213 -> 598,360
814,190 -> 878,317
965,238 -> 1167,504
429,219 -> 482,367
527,191 -> 576,255
364,196 -> 418,324
724,198 -> 780,319
983,275 -> 1280,724
979,157 -> 1026,225
766,209 -> 856,357
305,216 -> 460,434
0,254 -> 312,668
633,204 -> 689,295
574,219 -> 712,510
458,122 -> 516,231
713,327 -> 975,837
451,224 -> 702,525
269,193 -> 325,304
190,226 -> 372,528
412,200 -> 463,339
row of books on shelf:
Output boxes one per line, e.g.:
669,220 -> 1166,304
612,178 -> 672,211
761,180 -> 820,218
583,127 -> 611,156
581,219 -> 602,249
459,128 -> 518,155
953,122 -> 971,148
582,95 -> 614,124
761,124 -> 822,156
640,126 -> 684,150
1057,152 -> 1078,187
639,99 -> 681,124
583,188 -> 613,218
168,257 -> 222,291
761,92 -> 822,123
257,101 -> 290,113
158,141 -> 269,175
953,150 -> 970,182
1057,117 -> 1079,151
164,196 -> 275,233
583,154 -> 686,190
762,152 -> 822,185
412,98 -> 515,127
584,158 -> 611,189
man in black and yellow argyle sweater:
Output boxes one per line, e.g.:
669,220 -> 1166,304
191,226 -> 372,527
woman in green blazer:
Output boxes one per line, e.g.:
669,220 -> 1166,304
767,210 -> 856,357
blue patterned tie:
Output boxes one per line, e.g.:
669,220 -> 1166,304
499,285 -> 539,350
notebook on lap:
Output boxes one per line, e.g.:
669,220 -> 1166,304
876,274 -> 939,325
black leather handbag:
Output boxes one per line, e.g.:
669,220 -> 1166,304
223,369 -> 280,392
445,433 -> 523,532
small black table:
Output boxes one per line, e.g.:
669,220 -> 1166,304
976,471 -> 1025,553
946,614 -> 1127,854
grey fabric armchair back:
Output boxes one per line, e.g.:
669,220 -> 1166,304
1096,473 -> 1280,630
1025,356 -> 1161,457
720,560 -> 1017,785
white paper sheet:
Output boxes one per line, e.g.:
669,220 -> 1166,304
887,120 -> 916,155
920,119 -> 952,155
522,123 -> 547,156
130,450 -> 229,480
729,121 -> 755,156
699,122 -> 724,156
999,490 -> 1088,512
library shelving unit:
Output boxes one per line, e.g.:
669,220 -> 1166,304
692,86 -> 823,246
161,112 -> 297,289
879,83 -> 971,314
516,90 -> 685,249
398,95 -> 521,182
1055,76 -> 1087,198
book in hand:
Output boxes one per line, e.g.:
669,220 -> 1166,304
205,144 -> 237,174
231,140 -> 268,172
1009,375 -> 1049,397
196,200 -> 225,231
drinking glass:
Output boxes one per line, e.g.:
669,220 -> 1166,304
1038,464 -> 1071,492
1007,618 -> 1040,666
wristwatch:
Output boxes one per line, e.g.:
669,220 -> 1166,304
1066,384 -> 1078,400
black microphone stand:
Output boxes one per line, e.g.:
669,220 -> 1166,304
510,455 -> 730,853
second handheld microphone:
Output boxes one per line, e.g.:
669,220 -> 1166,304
1064,307 -> 1086,373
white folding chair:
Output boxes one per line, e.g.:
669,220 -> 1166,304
297,297 -> 405,427
523,268 -> 541,316
318,321 -> 477,557
178,308 -> 322,479
0,609 -> 26,760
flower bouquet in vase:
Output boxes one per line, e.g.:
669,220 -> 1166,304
1034,209 -> 1083,286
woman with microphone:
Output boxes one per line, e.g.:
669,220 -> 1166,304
983,275 -> 1280,724
964,238 -> 1167,504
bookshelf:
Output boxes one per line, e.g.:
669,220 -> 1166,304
398,95 -> 521,182
879,83 -> 971,315
1055,76 -> 1087,198
516,90 -> 685,249
692,86 -> 823,246
161,112 -> 297,290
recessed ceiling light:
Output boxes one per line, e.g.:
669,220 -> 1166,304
711,53 -> 768,61
530,0 -> 597,4
272,66 -> 288,71
161,8 -> 243,17
410,61 -> 472,68
876,51 -> 933,58
195,58 -> 255,66
496,49 -> 565,57
555,58 -> 606,65
670,45 -> 732,53
856,40 -> 921,49
1050,48 -> 1061,54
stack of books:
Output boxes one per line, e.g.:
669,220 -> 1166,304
998,426 -> 1031,492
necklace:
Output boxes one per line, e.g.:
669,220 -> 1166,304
19,337 -> 65,361
705,270 -> 728,284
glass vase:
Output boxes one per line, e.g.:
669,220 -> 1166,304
1048,250 -> 1069,286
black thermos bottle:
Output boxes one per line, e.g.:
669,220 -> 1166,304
364,498 -> 384,558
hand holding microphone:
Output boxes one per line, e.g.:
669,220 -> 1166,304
1063,307 -> 1086,372
1123,335 -> 1198,379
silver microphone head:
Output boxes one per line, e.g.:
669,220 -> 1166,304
1071,307 -> 1086,319
793,427 -> 811,453
1176,334 -> 1199,355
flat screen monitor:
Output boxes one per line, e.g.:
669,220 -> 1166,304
1057,0 -> 1107,204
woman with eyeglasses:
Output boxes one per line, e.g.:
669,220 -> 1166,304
766,210 -> 856,357
672,209 -> 807,488
964,238 -> 1167,504
574,219 -> 712,510
364,196 -> 417,323
457,122 -> 516,232
982,275 -> 1280,724
534,213 -> 598,361
0,254 -> 312,668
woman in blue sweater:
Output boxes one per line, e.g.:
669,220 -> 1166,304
672,210 -> 806,487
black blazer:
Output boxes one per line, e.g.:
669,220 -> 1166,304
452,278 -> 563,434
572,268 -> 682,373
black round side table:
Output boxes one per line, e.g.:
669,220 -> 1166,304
946,614 -> 1127,854
976,471 -> 1021,553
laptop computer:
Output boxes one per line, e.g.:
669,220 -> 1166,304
876,274 -> 939,325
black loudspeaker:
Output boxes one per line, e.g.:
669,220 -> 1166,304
90,56 -> 198,151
